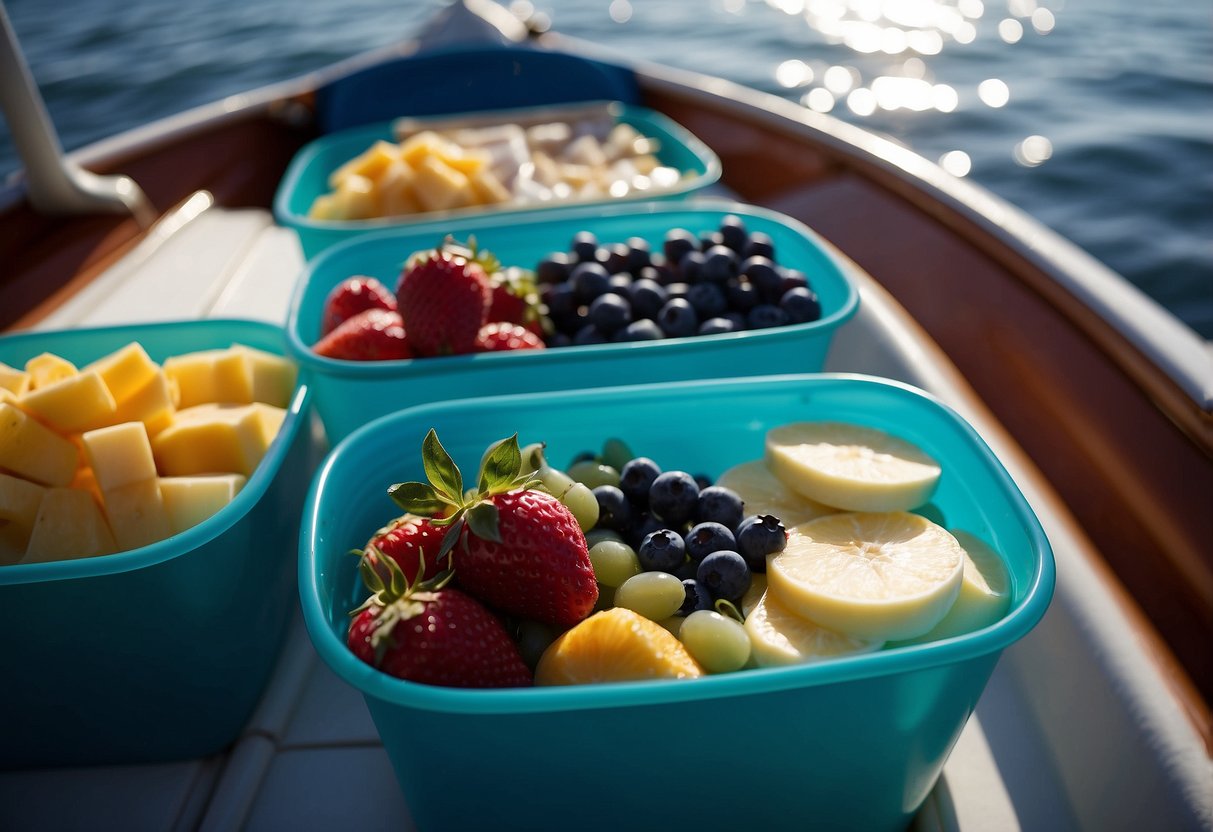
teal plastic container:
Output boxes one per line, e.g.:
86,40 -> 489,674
274,100 -> 722,258
0,320 -> 313,769
299,374 -> 1054,832
286,201 -> 859,442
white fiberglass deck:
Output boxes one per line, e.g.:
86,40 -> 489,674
0,196 -> 1208,832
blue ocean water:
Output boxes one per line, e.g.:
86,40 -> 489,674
2,0 -> 1210,338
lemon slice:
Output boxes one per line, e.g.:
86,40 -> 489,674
893,529 -> 1011,645
740,572 -> 768,617
764,422 -> 941,512
745,590 -> 883,667
767,512 -> 964,641
716,459 -> 837,527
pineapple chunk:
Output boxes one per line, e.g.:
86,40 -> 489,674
163,347 -> 253,409
230,345 -> 297,409
0,362 -> 30,396
17,371 -> 117,433
82,342 -> 159,405
412,155 -> 475,213
25,353 -> 77,389
101,478 -> 172,551
0,472 -> 47,553
160,474 -> 246,534
82,422 -> 159,492
328,140 -> 402,189
152,402 -> 285,478
0,402 -> 79,486
110,370 -> 177,437
22,488 -> 117,562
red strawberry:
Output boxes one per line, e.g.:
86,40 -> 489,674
474,322 -> 546,352
347,558 -> 531,688
360,514 -> 445,583
313,308 -> 412,361
321,276 -> 397,336
395,242 -> 490,356
487,266 -> 547,333
389,430 -> 598,630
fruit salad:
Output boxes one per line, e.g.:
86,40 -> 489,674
312,214 -> 824,361
343,422 -> 1011,689
0,342 -> 296,565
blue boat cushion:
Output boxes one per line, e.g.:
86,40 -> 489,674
317,46 -> 641,133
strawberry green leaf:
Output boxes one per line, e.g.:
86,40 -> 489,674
465,502 -> 502,543
436,516 -> 466,564
479,434 -> 522,494
422,429 -> 463,502
387,481 -> 446,516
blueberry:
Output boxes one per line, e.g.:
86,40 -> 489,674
747,304 -> 790,329
543,282 -> 578,322
572,324 -> 608,345
679,579 -> 714,615
656,298 -> 699,338
592,485 -> 633,532
650,261 -> 678,286
678,250 -> 706,283
608,273 -> 634,295
570,261 -> 611,304
589,292 -> 633,334
726,279 -> 759,313
591,246 -> 613,267
625,512 -> 666,549
684,521 -> 737,563
664,282 -> 691,302
571,231 -> 599,262
719,214 -> 749,252
674,559 -> 699,580
742,231 -> 775,260
663,228 -> 698,266
741,256 -> 783,302
614,319 -> 665,342
723,311 -> 748,331
780,269 -> 809,294
686,282 -> 728,319
696,550 -> 752,602
637,529 -> 687,573
695,486 -> 745,530
699,230 -> 725,251
649,471 -> 700,526
629,279 -> 668,320
780,286 -> 822,323
604,243 -> 630,274
547,332 -> 572,348
701,245 -> 739,283
625,237 -> 652,272
735,514 -> 787,573
698,317 -> 737,335
619,457 -> 662,506
536,252 -> 572,284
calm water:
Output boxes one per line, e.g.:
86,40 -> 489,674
2,0 -> 1210,338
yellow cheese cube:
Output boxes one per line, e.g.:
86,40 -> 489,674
22,488 -> 117,562
469,168 -> 511,206
152,402 -> 285,477
333,174 -> 379,220
25,353 -> 77,389
0,388 -> 16,406
110,370 -> 177,437
399,131 -> 454,166
1,521 -> 27,565
163,348 -> 253,409
101,478 -> 172,551
0,472 -> 47,553
328,140 -> 402,189
376,159 -> 421,216
0,403 -> 79,486
308,193 -> 341,220
160,474 -> 246,534
82,422 -> 159,492
230,345 -> 297,409
70,465 -> 104,507
17,370 -> 117,433
82,342 -> 160,405
413,155 -> 475,213
439,147 -> 489,177
0,362 -> 30,396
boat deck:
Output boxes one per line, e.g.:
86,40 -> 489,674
1,196 -> 1209,831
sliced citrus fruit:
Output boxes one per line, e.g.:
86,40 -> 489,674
764,422 -> 941,512
893,529 -> 1011,645
717,459 -> 837,527
740,572 -> 768,617
767,512 -> 964,641
534,607 -> 703,686
745,590 -> 883,667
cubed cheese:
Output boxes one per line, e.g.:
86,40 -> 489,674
0,472 -> 48,552
17,370 -> 117,433
152,402 -> 285,477
0,362 -> 30,396
82,422 -> 159,492
160,474 -> 246,534
230,345 -> 296,409
25,353 -> 77,389
109,370 -> 177,436
163,348 -> 253,409
1,521 -> 26,565
328,140 -> 402,188
22,488 -> 117,562
82,342 -> 159,405
412,155 -> 475,213
101,478 -> 172,551
0,402 -> 79,486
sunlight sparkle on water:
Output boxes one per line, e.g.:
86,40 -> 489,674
847,87 -> 878,115
998,18 -> 1024,43
609,0 -> 632,24
1031,8 -> 1055,33
824,65 -> 858,93
1014,135 -> 1053,166
978,78 -> 1010,107
940,150 -> 972,176
804,87 -> 836,111
776,59 -> 816,87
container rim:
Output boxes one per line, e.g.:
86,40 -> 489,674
282,199 -> 860,378
0,318 -> 312,586
299,372 -> 1056,715
271,99 -> 723,231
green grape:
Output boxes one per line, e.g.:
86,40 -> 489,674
536,465 -> 576,499
519,442 -> 548,474
567,460 -> 620,489
585,528 -> 624,548
600,438 -> 634,471
588,540 -> 641,588
516,620 -> 558,670
614,571 -> 686,621
561,481 -> 600,531
593,582 -> 617,612
679,610 -> 752,673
